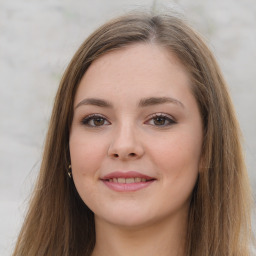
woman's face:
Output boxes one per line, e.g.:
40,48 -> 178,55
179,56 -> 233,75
69,43 -> 203,228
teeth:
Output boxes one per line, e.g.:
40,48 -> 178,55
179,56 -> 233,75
135,177 -> 141,182
126,178 -> 135,183
108,177 -> 149,183
117,178 -> 125,183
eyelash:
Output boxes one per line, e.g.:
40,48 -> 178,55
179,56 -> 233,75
81,113 -> 176,128
145,113 -> 176,127
81,114 -> 110,127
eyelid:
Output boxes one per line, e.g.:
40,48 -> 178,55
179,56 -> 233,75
80,112 -> 176,127
81,113 -> 111,127
145,112 -> 177,126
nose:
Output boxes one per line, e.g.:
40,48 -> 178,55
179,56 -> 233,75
108,123 -> 144,160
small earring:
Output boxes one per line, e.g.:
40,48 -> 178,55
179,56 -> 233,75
68,164 -> 72,178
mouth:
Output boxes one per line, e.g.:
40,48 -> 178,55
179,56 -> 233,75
104,177 -> 154,183
100,171 -> 156,192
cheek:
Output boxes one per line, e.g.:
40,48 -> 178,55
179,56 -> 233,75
69,133 -> 107,207
152,134 -> 201,207
150,131 -> 202,180
69,132 -> 107,176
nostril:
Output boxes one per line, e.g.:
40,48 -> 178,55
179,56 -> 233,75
114,154 -> 119,158
129,153 -> 136,157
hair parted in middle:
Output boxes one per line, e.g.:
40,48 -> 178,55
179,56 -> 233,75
12,11 -> 252,256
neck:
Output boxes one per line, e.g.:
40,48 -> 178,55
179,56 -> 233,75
91,213 -> 187,256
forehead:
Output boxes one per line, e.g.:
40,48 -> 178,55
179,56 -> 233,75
74,43 -> 192,105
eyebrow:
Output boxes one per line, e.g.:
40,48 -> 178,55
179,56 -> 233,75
75,96 -> 184,109
138,97 -> 184,108
75,98 -> 113,109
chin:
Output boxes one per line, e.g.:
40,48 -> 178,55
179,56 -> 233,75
106,217 -> 152,229
95,207 -> 154,229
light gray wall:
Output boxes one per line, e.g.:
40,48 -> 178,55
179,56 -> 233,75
0,0 -> 255,255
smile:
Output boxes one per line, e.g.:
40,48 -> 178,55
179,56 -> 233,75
101,171 -> 156,192
106,177 -> 152,183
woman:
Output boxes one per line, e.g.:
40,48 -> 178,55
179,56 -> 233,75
12,12 -> 253,256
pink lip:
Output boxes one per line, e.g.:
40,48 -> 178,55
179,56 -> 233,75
101,171 -> 156,192
101,171 -> 154,180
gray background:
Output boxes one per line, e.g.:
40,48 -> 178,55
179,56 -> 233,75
0,0 -> 255,255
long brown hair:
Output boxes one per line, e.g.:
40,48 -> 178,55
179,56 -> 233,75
12,12 -> 253,256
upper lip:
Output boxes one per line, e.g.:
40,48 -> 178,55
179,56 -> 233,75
101,171 -> 155,181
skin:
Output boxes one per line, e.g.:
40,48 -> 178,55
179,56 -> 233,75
69,43 -> 203,256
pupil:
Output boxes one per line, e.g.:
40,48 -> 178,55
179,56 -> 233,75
154,117 -> 165,125
94,118 -> 104,126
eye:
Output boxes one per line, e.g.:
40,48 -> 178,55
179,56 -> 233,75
146,113 -> 176,127
81,114 -> 110,127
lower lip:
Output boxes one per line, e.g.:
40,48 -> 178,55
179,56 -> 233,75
102,180 -> 155,192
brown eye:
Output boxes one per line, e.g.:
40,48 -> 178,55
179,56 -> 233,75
146,113 -> 176,127
153,116 -> 167,126
82,115 -> 110,127
93,117 -> 105,126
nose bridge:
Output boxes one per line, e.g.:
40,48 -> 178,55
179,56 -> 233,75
108,120 -> 144,160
